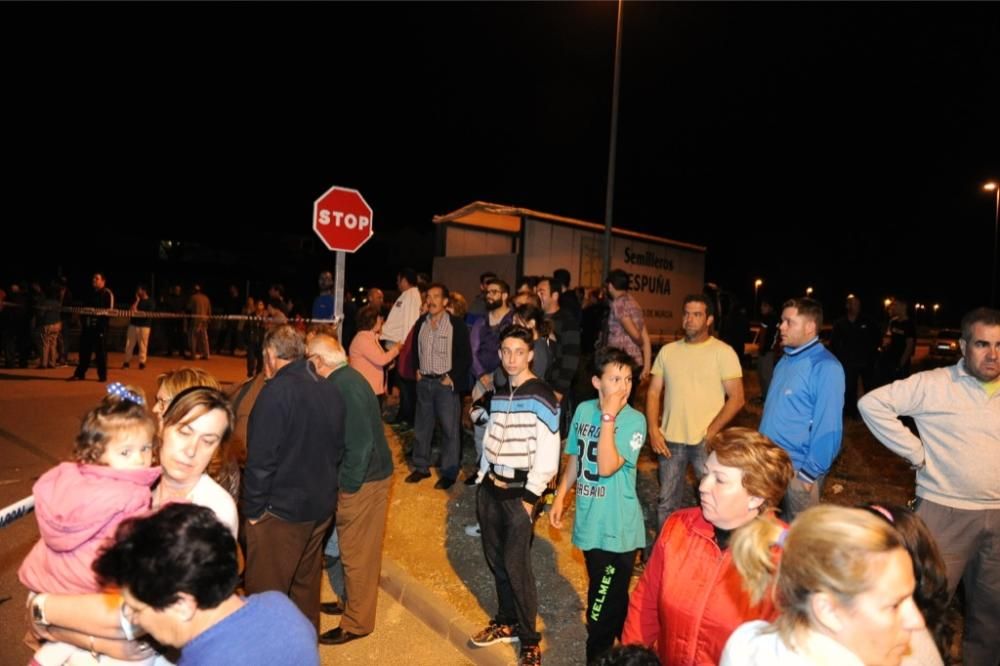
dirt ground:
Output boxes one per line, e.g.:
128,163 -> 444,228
378,368 -> 963,665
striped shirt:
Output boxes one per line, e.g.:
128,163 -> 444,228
477,377 -> 561,502
418,312 -> 453,375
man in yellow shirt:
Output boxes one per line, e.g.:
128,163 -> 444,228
645,294 -> 745,530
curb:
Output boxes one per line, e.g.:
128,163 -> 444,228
380,557 -> 514,666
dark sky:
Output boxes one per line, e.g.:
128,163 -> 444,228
3,2 -> 998,323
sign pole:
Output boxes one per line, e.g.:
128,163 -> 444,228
334,250 -> 345,341
313,184 -> 374,342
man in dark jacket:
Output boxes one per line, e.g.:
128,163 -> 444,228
243,324 -> 346,632
405,283 -> 472,490
68,272 -> 114,381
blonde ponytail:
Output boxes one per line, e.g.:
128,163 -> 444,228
731,512 -> 785,605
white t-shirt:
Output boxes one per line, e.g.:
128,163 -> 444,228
187,474 -> 239,537
721,620 -> 865,666
381,286 -> 422,344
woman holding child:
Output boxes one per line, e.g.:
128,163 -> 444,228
26,373 -> 239,662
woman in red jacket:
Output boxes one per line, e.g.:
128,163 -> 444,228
621,427 -> 793,665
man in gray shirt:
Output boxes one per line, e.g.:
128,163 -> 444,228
859,306 -> 1000,665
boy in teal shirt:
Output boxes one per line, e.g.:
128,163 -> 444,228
550,347 -> 647,663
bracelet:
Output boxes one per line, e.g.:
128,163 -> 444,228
89,634 -> 98,659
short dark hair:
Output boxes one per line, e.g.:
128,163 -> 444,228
590,644 -> 660,666
499,324 -> 534,348
683,293 -> 715,318
486,278 -> 510,295
593,346 -> 636,376
397,268 -> 417,287
93,503 -> 239,611
960,307 -> 1000,342
479,271 -> 497,284
782,297 -> 824,328
516,276 -> 539,291
514,303 -> 551,338
606,269 -> 630,291
553,269 -> 571,289
427,282 -> 450,301
539,276 -> 563,295
355,304 -> 381,331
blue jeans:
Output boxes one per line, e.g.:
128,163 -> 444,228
324,527 -> 346,602
412,376 -> 461,480
657,441 -> 708,531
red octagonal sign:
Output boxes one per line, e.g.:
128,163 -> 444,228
313,186 -> 374,253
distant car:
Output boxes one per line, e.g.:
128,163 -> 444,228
927,328 -> 962,365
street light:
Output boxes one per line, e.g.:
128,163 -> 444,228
985,182 -> 1000,307
805,286 -> 814,297
753,278 -> 763,314
601,0 -> 625,282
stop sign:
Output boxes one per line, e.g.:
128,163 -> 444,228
313,186 -> 374,253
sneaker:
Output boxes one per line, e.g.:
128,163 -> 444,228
122,362 -> 130,369
138,362 -> 145,370
519,644 -> 541,666
470,620 -> 519,647
464,523 -> 481,537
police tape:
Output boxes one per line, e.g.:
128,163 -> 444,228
0,495 -> 34,529
0,302 -> 340,325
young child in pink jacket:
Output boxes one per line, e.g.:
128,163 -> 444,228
19,383 -> 161,666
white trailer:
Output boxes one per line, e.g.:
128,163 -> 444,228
431,201 -> 706,345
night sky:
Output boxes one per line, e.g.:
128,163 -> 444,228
2,2 -> 998,324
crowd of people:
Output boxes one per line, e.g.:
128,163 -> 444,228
10,265 -> 1000,666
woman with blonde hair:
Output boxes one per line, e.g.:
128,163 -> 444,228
721,505 -> 926,666
621,427 -> 794,665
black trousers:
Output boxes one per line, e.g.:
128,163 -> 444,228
843,362 -> 877,416
476,482 -> 541,646
584,549 -> 636,663
396,375 -> 416,424
74,328 -> 107,380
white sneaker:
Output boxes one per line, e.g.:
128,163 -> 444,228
464,523 -> 481,537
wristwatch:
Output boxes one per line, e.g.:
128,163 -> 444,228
30,593 -> 48,626
601,412 -> 614,423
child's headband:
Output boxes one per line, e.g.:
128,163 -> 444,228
107,382 -> 144,406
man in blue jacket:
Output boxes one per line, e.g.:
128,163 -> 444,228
759,297 -> 844,521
